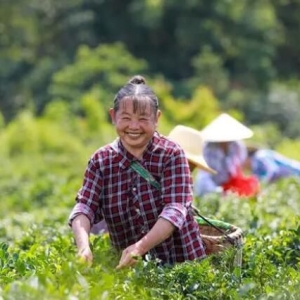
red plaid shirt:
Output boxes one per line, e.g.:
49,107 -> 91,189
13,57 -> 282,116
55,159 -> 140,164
69,132 -> 206,264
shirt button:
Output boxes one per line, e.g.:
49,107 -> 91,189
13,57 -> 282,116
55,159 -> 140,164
132,187 -> 137,192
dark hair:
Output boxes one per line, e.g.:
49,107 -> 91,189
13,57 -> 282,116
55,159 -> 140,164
247,146 -> 259,157
113,75 -> 159,114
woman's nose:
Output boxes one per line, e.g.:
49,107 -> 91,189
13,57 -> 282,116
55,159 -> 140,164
128,120 -> 140,129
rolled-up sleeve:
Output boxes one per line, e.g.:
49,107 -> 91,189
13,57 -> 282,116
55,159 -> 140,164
68,157 -> 103,227
159,203 -> 188,230
68,203 -> 96,226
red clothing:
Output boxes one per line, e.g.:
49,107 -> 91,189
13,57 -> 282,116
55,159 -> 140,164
69,132 -> 206,264
222,169 -> 260,197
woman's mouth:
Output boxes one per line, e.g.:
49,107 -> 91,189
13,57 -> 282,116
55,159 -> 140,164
126,132 -> 142,138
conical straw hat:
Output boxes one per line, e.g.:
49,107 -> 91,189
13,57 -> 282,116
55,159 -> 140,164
168,125 -> 216,174
200,113 -> 253,142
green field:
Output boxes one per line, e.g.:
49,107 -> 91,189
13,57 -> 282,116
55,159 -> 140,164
1,1 -> 300,298
0,147 -> 299,299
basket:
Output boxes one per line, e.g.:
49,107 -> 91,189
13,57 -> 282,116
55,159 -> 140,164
196,217 -> 243,256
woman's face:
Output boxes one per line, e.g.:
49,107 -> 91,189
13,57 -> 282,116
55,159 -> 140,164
218,142 -> 230,152
109,97 -> 161,157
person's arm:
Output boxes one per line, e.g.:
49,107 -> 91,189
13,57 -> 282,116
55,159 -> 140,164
116,218 -> 175,269
204,143 -> 230,185
72,214 -> 93,263
235,140 -> 247,164
254,153 -> 279,183
261,159 -> 279,183
69,156 -> 103,263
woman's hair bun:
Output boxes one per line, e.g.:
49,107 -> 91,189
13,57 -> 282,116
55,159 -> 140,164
128,75 -> 146,85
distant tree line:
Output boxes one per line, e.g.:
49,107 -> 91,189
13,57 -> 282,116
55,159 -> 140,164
1,0 -> 300,137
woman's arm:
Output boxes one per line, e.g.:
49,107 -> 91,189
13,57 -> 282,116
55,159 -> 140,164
72,214 -> 93,263
253,152 -> 279,183
116,217 -> 175,269
69,157 -> 103,263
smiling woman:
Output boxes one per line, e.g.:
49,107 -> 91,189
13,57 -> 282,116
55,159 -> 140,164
109,76 -> 161,159
68,75 -> 207,269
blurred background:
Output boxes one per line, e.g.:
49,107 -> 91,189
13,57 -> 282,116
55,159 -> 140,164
1,0 -> 300,157
1,0 -> 300,207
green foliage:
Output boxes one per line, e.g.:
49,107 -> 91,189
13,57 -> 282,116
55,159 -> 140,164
246,83 -> 300,138
2,110 -> 85,157
158,82 -> 220,129
247,122 -> 300,160
249,122 -> 282,148
79,90 -> 116,144
1,2 -> 300,297
0,113 -> 300,299
49,43 -> 148,113
276,139 -> 300,160
42,100 -> 80,136
1,0 -> 300,140
188,47 -> 229,97
0,111 -> 4,130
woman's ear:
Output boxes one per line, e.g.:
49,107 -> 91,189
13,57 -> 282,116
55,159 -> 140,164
109,108 -> 116,124
155,110 -> 161,123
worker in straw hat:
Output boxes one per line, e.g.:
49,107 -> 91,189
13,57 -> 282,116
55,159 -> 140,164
168,125 -> 216,175
194,113 -> 260,197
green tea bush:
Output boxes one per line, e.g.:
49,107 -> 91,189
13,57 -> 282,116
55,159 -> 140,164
0,113 -> 300,299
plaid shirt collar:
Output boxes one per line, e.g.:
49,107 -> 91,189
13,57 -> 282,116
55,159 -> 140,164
110,131 -> 161,170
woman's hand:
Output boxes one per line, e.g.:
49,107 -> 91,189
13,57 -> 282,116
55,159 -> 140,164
78,246 -> 93,265
116,243 -> 145,270
116,218 -> 175,270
